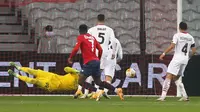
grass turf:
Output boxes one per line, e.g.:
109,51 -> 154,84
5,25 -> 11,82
0,96 -> 200,112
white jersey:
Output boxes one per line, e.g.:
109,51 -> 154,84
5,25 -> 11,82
88,24 -> 116,57
172,32 -> 195,64
107,38 -> 123,61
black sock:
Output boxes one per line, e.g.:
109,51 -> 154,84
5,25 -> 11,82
99,81 -> 115,91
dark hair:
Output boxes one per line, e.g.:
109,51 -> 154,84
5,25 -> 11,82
97,14 -> 105,22
79,24 -> 88,34
45,25 -> 53,31
179,22 -> 187,30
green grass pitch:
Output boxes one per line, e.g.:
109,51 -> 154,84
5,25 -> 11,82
0,96 -> 200,112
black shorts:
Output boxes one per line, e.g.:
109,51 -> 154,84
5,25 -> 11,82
81,60 -> 101,77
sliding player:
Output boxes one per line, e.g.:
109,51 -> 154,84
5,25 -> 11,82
8,62 -> 79,92
157,22 -> 196,101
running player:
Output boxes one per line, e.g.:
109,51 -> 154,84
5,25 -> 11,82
78,14 -> 117,99
8,62 -> 79,92
103,38 -> 123,98
68,24 -> 123,101
157,22 -> 196,101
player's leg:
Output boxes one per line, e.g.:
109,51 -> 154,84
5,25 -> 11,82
8,69 -> 38,84
80,76 -> 94,99
74,63 -> 97,99
103,63 -> 115,99
9,62 -> 38,77
176,76 -> 182,97
91,60 -> 123,101
175,64 -> 189,101
157,61 -> 180,101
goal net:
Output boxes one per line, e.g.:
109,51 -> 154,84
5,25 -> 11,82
0,0 -> 196,96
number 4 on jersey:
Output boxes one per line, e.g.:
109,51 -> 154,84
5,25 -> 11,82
182,43 -> 188,55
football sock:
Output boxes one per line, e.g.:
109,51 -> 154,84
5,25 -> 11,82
161,78 -> 171,98
78,85 -> 82,90
84,89 -> 89,95
175,80 -> 188,98
99,81 -> 115,92
18,75 -> 37,84
104,81 -> 111,94
83,82 -> 97,92
20,67 -> 38,76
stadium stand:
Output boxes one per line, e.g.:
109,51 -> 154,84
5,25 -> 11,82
0,0 -> 178,54
183,0 -> 200,54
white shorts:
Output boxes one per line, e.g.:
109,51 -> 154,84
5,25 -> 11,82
104,59 -> 116,78
167,61 -> 187,76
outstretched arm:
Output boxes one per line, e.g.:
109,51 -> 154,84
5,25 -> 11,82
68,37 -> 82,64
64,67 -> 79,74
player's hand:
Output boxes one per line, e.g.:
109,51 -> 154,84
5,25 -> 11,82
68,58 -> 73,64
111,54 -> 115,59
159,53 -> 165,60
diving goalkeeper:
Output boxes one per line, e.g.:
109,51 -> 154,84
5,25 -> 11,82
8,62 -> 79,92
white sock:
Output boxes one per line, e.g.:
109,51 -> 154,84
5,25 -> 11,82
176,77 -> 182,97
114,88 -> 118,93
78,85 -> 82,90
161,78 -> 171,98
95,84 -> 100,92
175,80 -> 188,98
84,89 -> 89,95
104,81 -> 111,94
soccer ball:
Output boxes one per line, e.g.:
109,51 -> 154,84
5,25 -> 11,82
126,68 -> 136,78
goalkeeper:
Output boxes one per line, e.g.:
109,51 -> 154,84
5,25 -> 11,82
8,62 -> 79,92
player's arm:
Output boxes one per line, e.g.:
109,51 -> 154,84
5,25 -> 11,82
117,41 -> 123,62
96,39 -> 103,59
110,29 -> 117,59
191,38 -> 197,56
159,34 -> 177,60
68,37 -> 82,64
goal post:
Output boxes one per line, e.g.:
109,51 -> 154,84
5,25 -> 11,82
176,0 -> 183,97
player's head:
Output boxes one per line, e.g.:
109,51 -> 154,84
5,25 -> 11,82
44,25 -> 54,37
179,22 -> 187,31
97,14 -> 105,23
45,25 -> 53,32
79,24 -> 88,34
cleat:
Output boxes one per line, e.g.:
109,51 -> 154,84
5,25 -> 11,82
156,97 -> 165,101
96,90 -> 104,101
116,88 -> 124,100
9,62 -> 20,70
80,94 -> 87,99
8,69 -> 17,77
102,92 -> 111,99
73,90 -> 83,99
89,92 -> 97,99
87,93 -> 93,98
178,97 -> 189,101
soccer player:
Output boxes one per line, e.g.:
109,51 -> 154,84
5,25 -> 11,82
157,22 -> 196,101
79,14 -> 117,99
8,62 -> 79,92
67,24 -> 123,101
79,38 -> 123,99
103,38 -> 123,98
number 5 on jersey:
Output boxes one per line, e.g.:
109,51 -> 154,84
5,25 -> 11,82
98,33 -> 105,44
